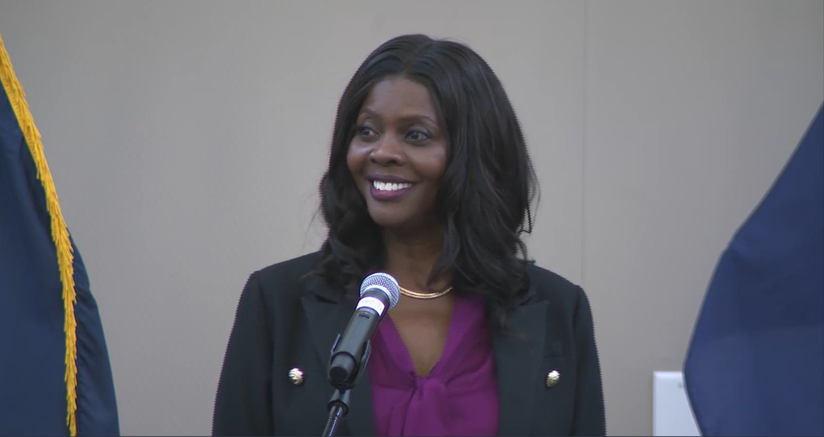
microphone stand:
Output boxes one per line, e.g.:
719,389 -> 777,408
322,335 -> 372,437
322,389 -> 350,437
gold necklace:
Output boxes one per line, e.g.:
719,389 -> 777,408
398,285 -> 453,299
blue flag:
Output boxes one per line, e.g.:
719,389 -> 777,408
684,102 -> 824,436
0,34 -> 119,436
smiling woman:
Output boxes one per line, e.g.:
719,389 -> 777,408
212,34 -> 605,437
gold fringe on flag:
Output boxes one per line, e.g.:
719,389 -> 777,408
0,32 -> 78,436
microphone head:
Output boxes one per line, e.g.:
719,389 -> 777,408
360,272 -> 401,310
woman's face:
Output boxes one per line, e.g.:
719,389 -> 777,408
346,77 -> 448,234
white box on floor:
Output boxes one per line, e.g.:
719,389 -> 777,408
653,371 -> 701,436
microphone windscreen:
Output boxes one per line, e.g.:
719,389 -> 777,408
360,272 -> 400,310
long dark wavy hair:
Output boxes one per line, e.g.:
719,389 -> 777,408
315,34 -> 539,332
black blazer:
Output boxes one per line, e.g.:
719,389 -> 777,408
212,252 -> 605,436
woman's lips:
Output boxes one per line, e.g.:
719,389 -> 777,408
369,179 -> 414,201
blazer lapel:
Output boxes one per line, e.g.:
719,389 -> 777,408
300,275 -> 377,436
493,295 -> 548,436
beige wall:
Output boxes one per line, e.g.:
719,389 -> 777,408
1,1 -> 821,435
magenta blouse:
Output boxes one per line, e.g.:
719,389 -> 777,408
368,294 -> 499,436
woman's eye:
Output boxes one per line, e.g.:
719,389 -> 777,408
358,126 -> 377,138
407,130 -> 430,141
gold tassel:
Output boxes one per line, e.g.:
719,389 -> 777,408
0,32 -> 78,436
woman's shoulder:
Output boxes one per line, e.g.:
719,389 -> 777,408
523,263 -> 599,348
525,262 -> 591,312
242,251 -> 324,302
254,251 -> 322,281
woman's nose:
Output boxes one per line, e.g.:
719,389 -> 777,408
369,135 -> 404,166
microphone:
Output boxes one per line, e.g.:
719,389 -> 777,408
328,272 -> 401,389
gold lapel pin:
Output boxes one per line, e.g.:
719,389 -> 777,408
546,369 -> 560,388
288,367 -> 305,386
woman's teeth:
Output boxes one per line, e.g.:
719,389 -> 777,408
373,181 -> 412,191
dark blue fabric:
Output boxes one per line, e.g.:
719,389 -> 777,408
684,102 -> 824,436
0,80 -> 119,435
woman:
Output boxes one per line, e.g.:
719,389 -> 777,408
212,34 -> 605,436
